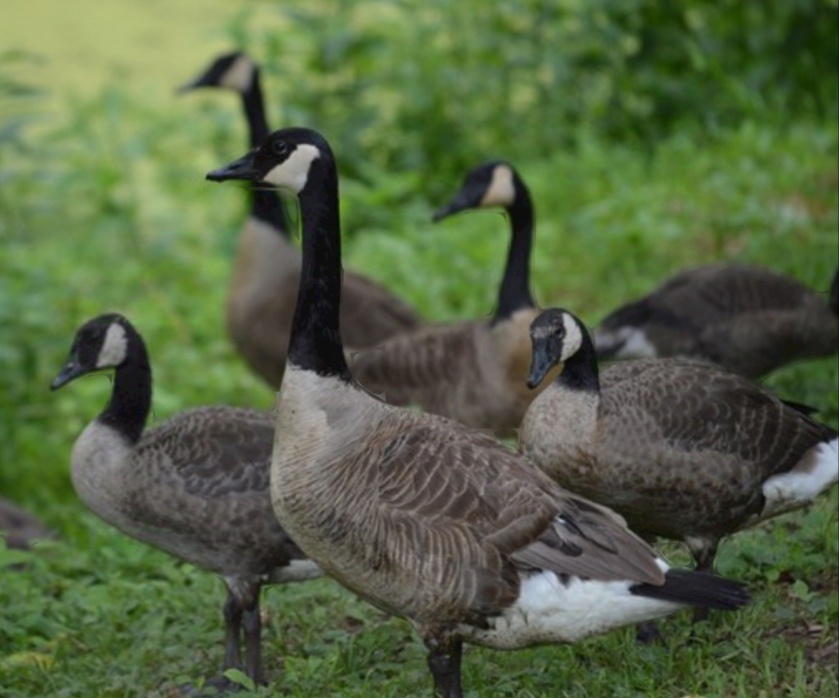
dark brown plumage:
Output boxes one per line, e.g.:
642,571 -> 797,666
523,307 -> 839,576
594,263 -> 839,378
208,128 -> 749,698
181,52 -> 421,388
51,314 -> 320,689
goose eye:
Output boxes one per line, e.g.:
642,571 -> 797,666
271,140 -> 291,158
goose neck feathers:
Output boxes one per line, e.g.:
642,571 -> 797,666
208,128 -> 350,382
493,187 -> 535,323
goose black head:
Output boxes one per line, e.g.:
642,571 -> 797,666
433,161 -> 521,222
207,127 -> 329,196
51,314 -> 135,391
178,51 -> 256,94
526,308 -> 585,389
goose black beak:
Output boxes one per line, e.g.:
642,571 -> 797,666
175,79 -> 202,94
432,196 -> 470,222
51,357 -> 85,391
526,343 -> 560,390
432,179 -> 489,222
207,152 -> 259,183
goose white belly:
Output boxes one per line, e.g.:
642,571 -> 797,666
459,566 -> 679,650
759,437 -> 838,519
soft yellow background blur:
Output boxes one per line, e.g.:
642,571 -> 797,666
1,0 -> 278,108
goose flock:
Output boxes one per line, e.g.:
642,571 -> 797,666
40,52 -> 837,697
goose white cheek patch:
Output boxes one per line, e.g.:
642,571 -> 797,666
96,324 -> 128,368
480,165 -> 516,207
262,144 -> 321,194
219,55 -> 255,92
560,314 -> 584,361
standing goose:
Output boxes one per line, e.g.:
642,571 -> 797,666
349,160 -> 555,430
207,128 -> 749,698
593,263 -> 839,378
180,52 -> 422,388
522,307 -> 838,582
51,314 -> 321,689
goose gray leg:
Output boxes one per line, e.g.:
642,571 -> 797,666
241,586 -> 265,686
222,589 -> 245,672
424,633 -> 463,698
688,537 -> 719,623
177,589 -> 244,695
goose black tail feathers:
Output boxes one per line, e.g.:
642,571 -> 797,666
631,569 -> 750,611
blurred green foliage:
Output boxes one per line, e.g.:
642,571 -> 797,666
0,2 -> 837,695
235,0 -> 839,195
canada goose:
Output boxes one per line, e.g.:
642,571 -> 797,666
593,263 -> 839,378
180,52 -> 422,388
349,160 -> 557,430
0,498 -> 53,550
51,314 -> 321,689
207,128 -> 749,698
522,307 -> 838,583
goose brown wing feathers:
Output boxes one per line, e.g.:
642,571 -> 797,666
513,496 -> 665,585
351,322 -> 481,400
367,416 -> 558,617
600,359 -> 836,480
137,407 -> 274,497
375,417 -> 558,554
368,414 -> 666,619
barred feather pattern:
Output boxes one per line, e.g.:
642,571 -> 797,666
521,356 -> 838,544
593,264 -> 838,378
349,307 -> 558,430
271,367 -> 698,645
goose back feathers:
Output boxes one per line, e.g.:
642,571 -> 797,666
593,263 -> 839,378
350,161 -> 556,431
208,128 -> 748,698
523,307 -> 839,572
52,313 -> 320,686
182,52 -> 421,389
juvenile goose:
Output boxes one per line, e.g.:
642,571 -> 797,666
522,307 -> 839,581
180,52 -> 421,388
593,263 -> 839,378
349,160 -> 556,430
207,128 -> 749,698
51,314 -> 321,689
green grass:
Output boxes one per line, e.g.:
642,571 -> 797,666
1,2 -> 838,696
1,113 -> 836,696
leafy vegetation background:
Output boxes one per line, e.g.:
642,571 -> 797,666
0,1 -> 837,696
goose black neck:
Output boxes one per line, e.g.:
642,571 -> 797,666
242,70 -> 291,235
242,69 -> 269,146
287,156 -> 352,381
250,190 -> 291,233
99,331 -> 152,444
557,330 -> 600,393
829,269 -> 838,315
493,188 -> 535,323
